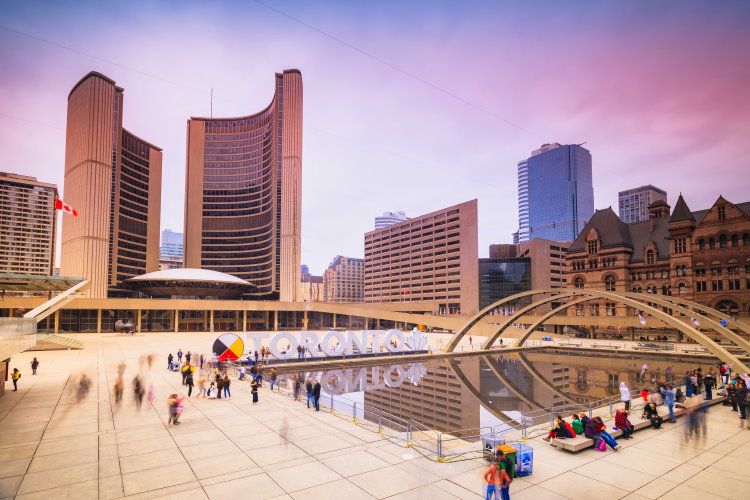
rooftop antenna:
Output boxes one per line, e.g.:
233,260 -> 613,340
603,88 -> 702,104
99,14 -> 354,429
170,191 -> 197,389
210,88 -> 213,118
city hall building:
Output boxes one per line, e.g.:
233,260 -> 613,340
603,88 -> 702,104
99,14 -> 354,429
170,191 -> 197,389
566,194 -> 750,318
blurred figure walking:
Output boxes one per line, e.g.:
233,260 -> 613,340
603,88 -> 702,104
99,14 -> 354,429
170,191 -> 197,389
31,358 -> 40,375
133,375 -> 145,409
76,374 -> 91,402
113,377 -> 124,405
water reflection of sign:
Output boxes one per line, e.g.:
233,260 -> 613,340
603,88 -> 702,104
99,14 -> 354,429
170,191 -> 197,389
247,329 -> 426,360
300,363 -> 426,394
213,333 -> 244,362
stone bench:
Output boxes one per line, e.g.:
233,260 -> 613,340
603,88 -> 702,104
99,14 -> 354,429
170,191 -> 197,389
550,395 -> 725,452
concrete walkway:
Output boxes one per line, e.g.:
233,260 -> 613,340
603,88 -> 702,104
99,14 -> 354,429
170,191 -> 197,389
1,333 -> 749,499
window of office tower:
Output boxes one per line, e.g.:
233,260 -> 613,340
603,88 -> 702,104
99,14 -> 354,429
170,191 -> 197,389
201,112 -> 276,293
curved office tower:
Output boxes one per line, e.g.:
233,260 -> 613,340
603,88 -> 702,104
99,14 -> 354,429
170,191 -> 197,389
61,72 -> 162,298
185,70 -> 302,301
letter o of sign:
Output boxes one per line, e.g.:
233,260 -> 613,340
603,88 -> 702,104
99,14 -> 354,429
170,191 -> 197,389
321,330 -> 347,356
384,364 -> 406,388
384,329 -> 406,353
270,332 -> 298,359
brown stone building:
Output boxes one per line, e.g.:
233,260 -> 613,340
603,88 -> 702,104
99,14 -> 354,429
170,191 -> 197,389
61,72 -> 162,298
566,195 -> 750,318
364,200 -> 479,315
184,70 -> 302,301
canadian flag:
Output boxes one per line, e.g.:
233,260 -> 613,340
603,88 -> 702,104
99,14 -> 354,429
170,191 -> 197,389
55,198 -> 78,216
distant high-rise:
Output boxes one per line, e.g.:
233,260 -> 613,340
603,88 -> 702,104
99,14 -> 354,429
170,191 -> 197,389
61,72 -> 162,297
618,185 -> 667,223
159,229 -> 183,270
517,143 -> 594,243
324,256 -> 364,303
184,70 -> 302,301
0,173 -> 57,276
374,211 -> 408,229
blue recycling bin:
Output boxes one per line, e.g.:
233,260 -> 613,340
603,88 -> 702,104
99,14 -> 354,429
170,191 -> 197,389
542,336 -> 552,341
511,442 -> 533,476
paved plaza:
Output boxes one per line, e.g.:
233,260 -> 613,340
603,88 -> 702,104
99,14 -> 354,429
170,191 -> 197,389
1,333 -> 750,499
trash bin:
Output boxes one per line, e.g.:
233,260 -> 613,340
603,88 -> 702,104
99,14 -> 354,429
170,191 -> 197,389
482,435 -> 506,461
511,442 -> 533,476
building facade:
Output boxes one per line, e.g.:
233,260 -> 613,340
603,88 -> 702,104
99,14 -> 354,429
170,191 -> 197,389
364,200 -> 479,315
323,255 -> 364,303
374,211 -> 408,230
566,195 -> 750,318
300,265 -> 324,302
618,185 -> 667,223
517,143 -> 594,243
0,173 -> 58,276
478,258 -> 531,309
61,72 -> 162,297
184,70 -> 302,301
517,238 -> 570,290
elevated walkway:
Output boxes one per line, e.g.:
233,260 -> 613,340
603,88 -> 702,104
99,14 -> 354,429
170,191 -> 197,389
30,333 -> 84,351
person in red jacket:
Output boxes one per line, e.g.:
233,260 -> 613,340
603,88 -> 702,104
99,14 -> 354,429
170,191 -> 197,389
615,408 -> 635,439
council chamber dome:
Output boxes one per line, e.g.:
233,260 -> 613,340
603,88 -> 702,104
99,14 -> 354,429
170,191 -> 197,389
125,268 -> 256,298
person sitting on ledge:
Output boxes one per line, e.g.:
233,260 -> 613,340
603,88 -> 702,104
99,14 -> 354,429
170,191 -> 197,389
544,416 -> 573,442
584,415 -> 604,451
571,414 -> 584,436
594,416 -> 621,450
642,402 -> 663,429
615,408 -> 635,439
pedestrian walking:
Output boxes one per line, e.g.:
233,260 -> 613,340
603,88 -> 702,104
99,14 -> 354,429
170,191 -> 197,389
167,393 -> 183,425
167,353 -> 174,370
216,374 -> 223,399
484,450 -> 511,500
239,366 -> 246,381
11,368 -> 21,391
306,378 -> 314,408
31,357 -> 40,375
199,354 -> 205,370
619,382 -> 631,411
251,378 -> 259,404
147,383 -> 154,405
181,363 -> 190,385
185,351 -> 191,363
177,349 -> 183,363
133,375 -> 145,409
186,371 -> 194,397
113,377 -> 124,405
196,375 -> 207,398
269,368 -> 277,392
665,385 -> 676,422
313,380 -> 321,411
293,374 -> 302,401
223,375 -> 231,398
117,360 -> 126,378
77,374 -> 91,402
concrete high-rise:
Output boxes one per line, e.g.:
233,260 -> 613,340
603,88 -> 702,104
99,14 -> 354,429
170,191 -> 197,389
364,200 -> 479,315
374,211 -> 408,229
618,185 -> 667,223
61,72 -> 162,297
184,70 -> 302,301
517,143 -> 594,243
0,173 -> 58,276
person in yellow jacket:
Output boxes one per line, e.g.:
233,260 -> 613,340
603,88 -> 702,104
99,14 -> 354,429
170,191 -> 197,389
11,368 -> 21,391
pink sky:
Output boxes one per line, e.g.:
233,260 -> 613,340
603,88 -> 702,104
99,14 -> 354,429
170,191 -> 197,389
1,0 -> 749,273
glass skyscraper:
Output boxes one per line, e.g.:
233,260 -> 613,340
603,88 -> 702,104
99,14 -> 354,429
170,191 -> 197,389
516,143 -> 594,243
